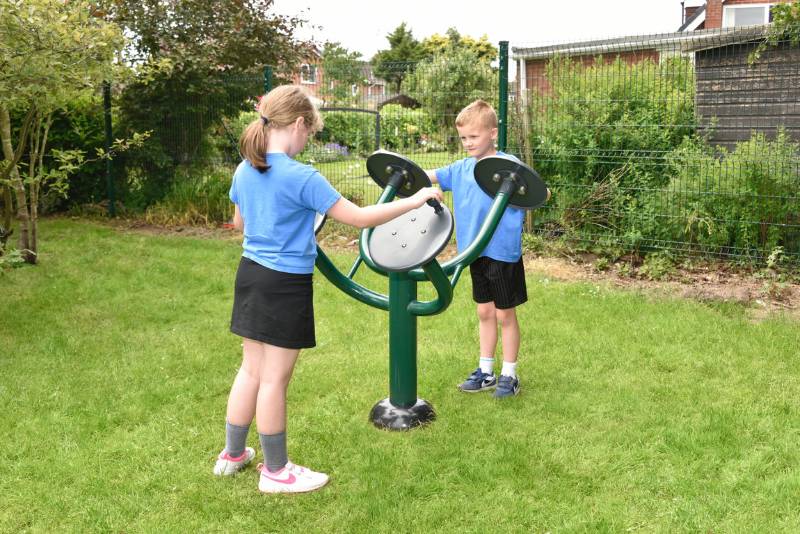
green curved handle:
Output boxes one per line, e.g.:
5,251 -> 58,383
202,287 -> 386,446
407,260 -> 453,316
315,246 -> 389,311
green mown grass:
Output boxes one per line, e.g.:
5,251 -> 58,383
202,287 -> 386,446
2,218 -> 800,532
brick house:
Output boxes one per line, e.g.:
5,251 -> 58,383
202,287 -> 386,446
515,1 -> 794,95
680,0 -> 795,31
289,46 -> 387,106
290,44 -> 324,99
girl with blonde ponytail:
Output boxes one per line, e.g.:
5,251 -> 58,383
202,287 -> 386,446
214,85 -> 442,494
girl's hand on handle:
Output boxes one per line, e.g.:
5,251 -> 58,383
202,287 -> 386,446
409,186 -> 443,208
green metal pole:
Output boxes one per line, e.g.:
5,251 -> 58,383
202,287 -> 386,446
498,41 -> 509,153
103,81 -> 115,218
264,66 -> 273,94
388,272 -> 417,408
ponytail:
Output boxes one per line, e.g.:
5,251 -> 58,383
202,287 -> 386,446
239,85 -> 323,173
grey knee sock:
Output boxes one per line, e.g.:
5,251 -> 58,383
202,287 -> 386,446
224,421 -> 250,457
259,431 -> 288,472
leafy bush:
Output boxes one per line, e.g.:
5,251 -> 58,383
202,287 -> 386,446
530,56 -> 695,189
144,166 -> 234,226
401,47 -> 496,149
378,104 -> 435,150
44,94 -> 108,210
650,131 -> 800,257
318,111 -> 378,156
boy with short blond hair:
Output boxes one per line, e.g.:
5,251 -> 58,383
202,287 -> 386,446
428,99 -> 543,398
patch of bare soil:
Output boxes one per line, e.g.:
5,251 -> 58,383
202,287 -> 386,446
524,254 -> 800,322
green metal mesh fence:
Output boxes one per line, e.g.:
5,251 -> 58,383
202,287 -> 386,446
117,25 -> 799,262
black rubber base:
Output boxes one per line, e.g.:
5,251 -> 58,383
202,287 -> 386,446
369,398 -> 436,431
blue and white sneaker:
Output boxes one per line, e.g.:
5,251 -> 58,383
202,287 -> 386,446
493,375 -> 520,398
458,368 -> 497,392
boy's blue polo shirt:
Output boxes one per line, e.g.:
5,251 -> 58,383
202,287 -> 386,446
435,152 -> 525,263
229,153 -> 341,274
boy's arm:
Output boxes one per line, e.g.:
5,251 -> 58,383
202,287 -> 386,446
426,170 -> 438,184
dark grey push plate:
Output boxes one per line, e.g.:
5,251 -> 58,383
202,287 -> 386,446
368,203 -> 454,272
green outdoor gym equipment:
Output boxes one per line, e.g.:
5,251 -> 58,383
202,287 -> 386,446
315,150 -> 547,430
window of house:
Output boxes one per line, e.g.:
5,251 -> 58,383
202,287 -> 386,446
723,4 -> 773,27
351,84 -> 359,96
300,64 -> 316,84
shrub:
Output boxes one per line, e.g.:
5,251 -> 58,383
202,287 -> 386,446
378,104 -> 435,150
318,111 -> 378,156
639,131 -> 800,257
144,166 -> 234,226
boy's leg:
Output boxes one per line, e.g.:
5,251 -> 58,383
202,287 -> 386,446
477,301 -> 499,366
497,307 -> 520,368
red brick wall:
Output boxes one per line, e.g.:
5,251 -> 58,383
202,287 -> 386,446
706,0 -> 794,29
524,50 -> 660,95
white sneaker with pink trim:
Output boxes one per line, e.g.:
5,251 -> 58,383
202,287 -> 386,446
257,461 -> 329,493
213,447 -> 256,476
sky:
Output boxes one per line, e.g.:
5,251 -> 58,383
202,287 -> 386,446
271,0 -> 706,60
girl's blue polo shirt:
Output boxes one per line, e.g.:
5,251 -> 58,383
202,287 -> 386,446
435,152 -> 525,263
230,153 -> 341,274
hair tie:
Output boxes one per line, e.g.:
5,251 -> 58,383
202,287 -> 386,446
260,116 -> 270,125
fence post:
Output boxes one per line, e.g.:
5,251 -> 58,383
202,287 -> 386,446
263,66 -> 273,94
103,81 -> 115,218
498,41 -> 509,153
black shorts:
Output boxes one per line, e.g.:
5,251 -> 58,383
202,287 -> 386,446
230,257 -> 316,349
470,256 -> 528,309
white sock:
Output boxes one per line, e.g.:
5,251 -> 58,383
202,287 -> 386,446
501,361 -> 518,378
479,356 -> 495,375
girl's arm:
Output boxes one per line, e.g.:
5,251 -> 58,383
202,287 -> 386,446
327,187 -> 443,229
233,204 -> 244,231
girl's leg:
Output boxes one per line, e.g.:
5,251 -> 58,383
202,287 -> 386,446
214,338 -> 262,473
255,342 -> 300,472
225,338 -> 264,426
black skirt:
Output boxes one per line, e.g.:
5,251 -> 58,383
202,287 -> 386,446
230,257 -> 316,349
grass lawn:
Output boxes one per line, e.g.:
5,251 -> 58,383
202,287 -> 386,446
2,218 -> 800,532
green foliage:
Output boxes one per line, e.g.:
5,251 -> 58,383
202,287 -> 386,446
144,166 -> 234,225
378,104 -> 435,150
104,0 -> 304,206
638,250 -> 676,280
43,94 -> 108,209
320,42 -> 364,105
371,23 -> 425,92
651,131 -> 800,257
420,28 -> 497,62
402,47 -> 496,149
0,0 -> 126,262
531,56 -> 696,188
750,1 -> 800,62
318,111 -> 378,156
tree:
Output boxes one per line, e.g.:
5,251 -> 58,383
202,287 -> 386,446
100,0 -> 307,204
0,0 -> 125,263
371,23 -> 424,92
420,28 -> 498,63
401,46 -> 496,149
320,42 -> 364,105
